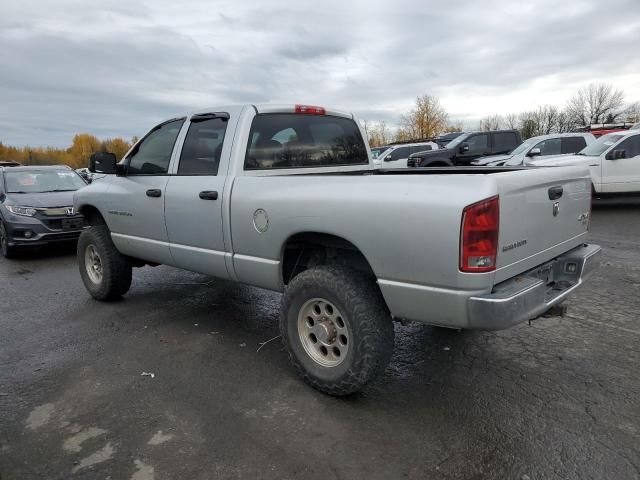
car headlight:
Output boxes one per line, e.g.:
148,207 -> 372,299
6,205 -> 37,216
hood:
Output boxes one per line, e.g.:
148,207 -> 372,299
413,147 -> 452,160
527,154 -> 589,167
4,190 -> 77,208
472,154 -> 513,166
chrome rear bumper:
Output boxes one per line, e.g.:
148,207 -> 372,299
468,243 -> 601,330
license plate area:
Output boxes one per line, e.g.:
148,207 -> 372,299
61,218 -> 84,230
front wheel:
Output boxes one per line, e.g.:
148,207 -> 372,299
78,225 -> 132,300
0,221 -> 17,258
280,265 -> 394,396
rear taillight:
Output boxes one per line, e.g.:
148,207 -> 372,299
295,104 -> 326,115
460,196 -> 500,273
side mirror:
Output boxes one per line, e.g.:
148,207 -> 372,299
613,149 -> 626,159
89,152 -> 117,174
527,147 -> 541,157
459,143 -> 470,154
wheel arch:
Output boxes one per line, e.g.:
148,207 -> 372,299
78,204 -> 106,226
422,157 -> 453,167
280,231 -> 377,285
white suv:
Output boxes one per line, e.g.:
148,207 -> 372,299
373,142 -> 438,168
529,130 -> 640,194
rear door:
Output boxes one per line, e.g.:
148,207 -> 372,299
107,118 -> 185,264
601,135 -> 640,193
164,112 -> 234,278
493,167 -> 592,283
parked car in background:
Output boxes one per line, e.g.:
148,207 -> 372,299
528,130 -> 640,195
0,165 -> 88,257
473,133 -> 596,166
408,130 -> 522,167
0,161 -> 21,167
370,146 -> 390,161
373,141 -> 438,168
75,103 -> 599,395
434,131 -> 464,148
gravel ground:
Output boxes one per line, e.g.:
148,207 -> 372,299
0,199 -> 638,480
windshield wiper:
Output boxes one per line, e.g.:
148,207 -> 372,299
40,189 -> 77,192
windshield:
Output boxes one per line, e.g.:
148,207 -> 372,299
445,133 -> 469,149
5,170 -> 86,193
370,147 -> 390,159
509,141 -> 533,156
578,133 -> 625,156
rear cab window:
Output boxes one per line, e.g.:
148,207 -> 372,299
562,136 -> 587,154
493,132 -> 518,153
244,114 -> 368,170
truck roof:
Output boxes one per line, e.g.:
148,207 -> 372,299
181,104 -> 353,120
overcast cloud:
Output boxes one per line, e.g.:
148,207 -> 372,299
1,0 -> 639,146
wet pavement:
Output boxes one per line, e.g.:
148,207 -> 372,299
0,199 -> 639,480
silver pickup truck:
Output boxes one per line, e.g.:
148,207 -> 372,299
75,104 -> 600,395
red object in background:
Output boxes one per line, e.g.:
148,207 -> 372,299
589,128 -> 626,138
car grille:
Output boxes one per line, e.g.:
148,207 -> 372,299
39,215 -> 86,231
37,207 -> 74,216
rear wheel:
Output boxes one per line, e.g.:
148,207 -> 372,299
280,265 -> 394,396
78,225 -> 132,300
0,221 -> 17,258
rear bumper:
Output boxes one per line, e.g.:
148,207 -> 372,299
467,243 -> 601,330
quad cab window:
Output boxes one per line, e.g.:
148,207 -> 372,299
245,114 -> 368,170
178,116 -> 229,175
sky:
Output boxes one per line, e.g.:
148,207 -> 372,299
1,0 -> 640,147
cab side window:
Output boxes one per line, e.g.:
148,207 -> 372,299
615,136 -> 640,158
387,146 -> 411,161
562,136 -> 587,154
466,134 -> 489,151
535,138 -> 562,156
127,119 -> 185,175
178,117 -> 228,175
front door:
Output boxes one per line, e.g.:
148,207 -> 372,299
164,114 -> 231,279
106,118 -> 185,264
382,145 -> 412,168
602,135 -> 640,193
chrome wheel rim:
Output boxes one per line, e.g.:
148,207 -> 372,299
85,244 -> 103,284
297,298 -> 349,367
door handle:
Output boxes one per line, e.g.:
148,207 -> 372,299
199,190 -> 218,200
548,185 -> 563,200
146,189 -> 162,198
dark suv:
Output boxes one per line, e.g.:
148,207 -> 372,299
0,165 -> 88,257
408,130 -> 522,167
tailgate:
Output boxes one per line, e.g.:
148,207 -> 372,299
493,166 -> 591,283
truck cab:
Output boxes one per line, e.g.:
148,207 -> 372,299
529,130 -> 640,194
408,130 -> 522,167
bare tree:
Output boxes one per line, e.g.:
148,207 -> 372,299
443,121 -> 464,133
504,113 -> 519,130
398,95 -> 449,140
479,114 -> 503,131
366,121 -> 392,147
623,102 -> 640,123
566,83 -> 625,127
